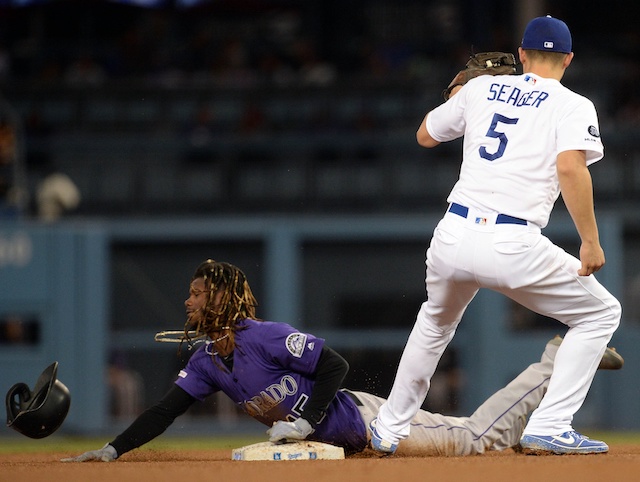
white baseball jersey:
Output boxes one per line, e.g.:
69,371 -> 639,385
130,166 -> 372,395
425,73 -> 604,228
374,70 -> 620,446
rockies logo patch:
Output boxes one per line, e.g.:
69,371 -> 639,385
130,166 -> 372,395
286,333 -> 308,358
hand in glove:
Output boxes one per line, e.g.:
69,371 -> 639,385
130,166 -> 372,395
442,51 -> 517,100
267,418 -> 314,443
61,443 -> 118,462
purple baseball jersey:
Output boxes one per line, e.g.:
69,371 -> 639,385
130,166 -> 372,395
175,318 -> 367,453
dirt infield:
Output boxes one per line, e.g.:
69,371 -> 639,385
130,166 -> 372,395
3,445 -> 640,482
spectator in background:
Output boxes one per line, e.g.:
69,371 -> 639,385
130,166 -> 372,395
35,172 -> 81,222
293,38 -> 337,86
64,53 -> 106,86
24,108 -> 53,173
0,44 -> 12,81
212,37 -> 257,87
0,119 -> 16,165
184,104 -> 220,164
0,119 -> 18,217
0,315 -> 39,345
237,101 -> 267,135
108,351 -> 144,419
256,49 -> 297,87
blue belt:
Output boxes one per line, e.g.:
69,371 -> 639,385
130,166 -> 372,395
448,202 -> 527,225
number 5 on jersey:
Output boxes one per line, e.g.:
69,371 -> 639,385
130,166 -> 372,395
480,113 -> 519,161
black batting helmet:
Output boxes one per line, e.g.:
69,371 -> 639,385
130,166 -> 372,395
5,361 -> 71,439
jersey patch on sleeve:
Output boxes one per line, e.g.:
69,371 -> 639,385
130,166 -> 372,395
286,333 -> 308,358
178,370 -> 187,378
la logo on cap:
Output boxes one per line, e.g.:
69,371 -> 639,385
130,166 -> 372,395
522,16 -> 572,53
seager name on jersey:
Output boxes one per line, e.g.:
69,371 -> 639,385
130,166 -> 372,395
244,374 -> 299,417
487,82 -> 549,108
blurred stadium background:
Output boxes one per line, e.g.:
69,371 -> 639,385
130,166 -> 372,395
0,0 -> 639,439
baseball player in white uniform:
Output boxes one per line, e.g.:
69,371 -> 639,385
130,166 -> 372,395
370,16 -> 621,455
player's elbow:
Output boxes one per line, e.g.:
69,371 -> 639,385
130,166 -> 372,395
416,128 -> 439,148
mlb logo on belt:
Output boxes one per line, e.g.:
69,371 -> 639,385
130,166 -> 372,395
475,217 -> 487,225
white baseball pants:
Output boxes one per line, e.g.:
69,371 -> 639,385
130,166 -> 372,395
376,207 -> 621,442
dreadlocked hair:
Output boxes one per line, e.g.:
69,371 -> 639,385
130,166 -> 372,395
183,260 -> 258,348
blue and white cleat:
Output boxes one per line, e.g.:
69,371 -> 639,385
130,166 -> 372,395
520,431 -> 608,455
368,418 -> 398,455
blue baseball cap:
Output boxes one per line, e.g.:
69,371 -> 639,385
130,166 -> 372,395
521,15 -> 572,53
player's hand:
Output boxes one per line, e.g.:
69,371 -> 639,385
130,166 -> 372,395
61,444 -> 118,462
267,418 -> 314,443
578,242 -> 605,276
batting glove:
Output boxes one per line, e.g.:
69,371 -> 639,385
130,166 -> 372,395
267,418 -> 314,443
61,443 -> 118,462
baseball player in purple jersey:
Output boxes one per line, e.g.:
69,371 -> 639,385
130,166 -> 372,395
62,260 -> 622,462
370,16 -> 622,456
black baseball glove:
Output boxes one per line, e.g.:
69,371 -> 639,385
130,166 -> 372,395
443,51 -> 517,101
